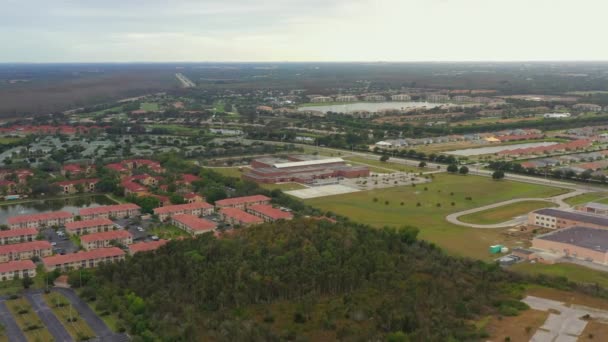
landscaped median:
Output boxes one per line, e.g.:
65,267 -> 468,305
43,292 -> 95,341
6,296 -> 53,341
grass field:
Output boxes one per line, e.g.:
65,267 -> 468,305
140,102 -> 159,111
563,192 -> 608,206
259,182 -> 307,191
511,263 -> 608,288
459,201 -> 557,225
344,156 -> 428,173
6,297 -> 54,341
305,174 -> 567,259
150,225 -> 191,239
43,292 -> 96,341
0,137 -> 22,145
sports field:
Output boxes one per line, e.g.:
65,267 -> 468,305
344,156 -> 428,173
459,200 -> 557,225
305,174 -> 567,259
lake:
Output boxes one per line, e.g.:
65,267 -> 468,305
297,101 -> 444,113
0,195 -> 117,225
445,142 -> 558,156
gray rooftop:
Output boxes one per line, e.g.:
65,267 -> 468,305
536,226 -> 608,253
535,208 -> 608,227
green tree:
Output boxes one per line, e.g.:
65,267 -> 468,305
459,166 -> 469,175
447,164 -> 458,173
492,170 -> 505,180
22,275 -> 33,289
380,155 -> 390,162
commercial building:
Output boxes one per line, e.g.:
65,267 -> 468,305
80,230 -> 133,250
0,228 -> 37,245
64,218 -> 115,235
532,226 -> 608,264
0,260 -> 36,281
128,240 -> 168,255
247,204 -> 293,222
154,202 -> 215,221
7,211 -> 74,230
0,241 -> 53,262
215,195 -> 272,210
528,208 -> 608,230
219,208 -> 264,226
171,214 -> 217,236
243,155 -> 369,184
577,202 -> 608,216
80,203 -> 141,220
42,247 -> 125,271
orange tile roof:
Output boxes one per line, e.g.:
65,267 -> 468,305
172,214 -> 217,232
215,195 -> 271,207
220,208 -> 264,224
42,247 -> 125,266
65,218 -> 114,231
154,202 -> 213,214
7,211 -> 73,225
248,204 -> 293,220
0,260 -> 36,273
79,203 -> 140,216
0,228 -> 38,238
128,240 -> 168,254
0,241 -> 52,255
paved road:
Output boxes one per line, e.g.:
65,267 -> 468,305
25,291 -> 74,342
445,190 -> 587,229
0,301 -> 27,342
53,288 -> 128,342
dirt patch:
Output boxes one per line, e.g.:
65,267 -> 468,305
578,320 -> 608,341
485,309 -> 548,341
527,287 -> 608,311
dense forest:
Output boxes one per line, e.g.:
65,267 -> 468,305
79,219 -> 529,341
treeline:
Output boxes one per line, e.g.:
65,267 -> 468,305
488,161 -> 608,184
79,220 -> 526,341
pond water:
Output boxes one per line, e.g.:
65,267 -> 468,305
297,101 -> 445,113
0,195 -> 117,225
445,142 -> 558,156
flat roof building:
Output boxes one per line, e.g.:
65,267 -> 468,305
528,208 -> 608,230
42,247 -> 125,272
532,226 -> 608,264
171,214 -> 217,236
578,202 -> 608,216
80,230 -> 133,250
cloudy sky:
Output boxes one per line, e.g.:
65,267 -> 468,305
1,0 -> 607,62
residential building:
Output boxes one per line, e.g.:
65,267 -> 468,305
128,240 -> 168,255
391,94 -> 411,101
215,195 -> 272,210
219,208 -> 264,226
54,178 -> 98,194
64,218 -> 115,235
0,180 -> 16,194
573,103 -> 602,112
310,96 -> 333,103
528,208 -> 608,230
363,95 -> 386,101
335,95 -> 358,102
0,228 -> 37,245
171,214 -> 217,236
154,202 -> 214,221
42,247 -> 125,271
80,230 -> 133,250
0,260 -> 36,281
61,164 -> 94,177
7,211 -> 74,229
532,226 -> 608,264
79,203 -> 141,220
247,204 -> 293,222
183,193 -> 204,203
426,94 -> 450,102
0,241 -> 53,262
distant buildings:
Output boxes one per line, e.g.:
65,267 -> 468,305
310,96 -> 333,103
543,112 -> 571,119
54,178 -> 98,194
573,103 -> 602,112
215,195 -> 272,210
65,218 -> 115,235
391,94 -> 411,101
335,95 -> 358,102
426,94 -> 450,102
363,95 -> 386,101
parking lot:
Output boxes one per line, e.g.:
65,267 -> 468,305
41,228 -> 78,255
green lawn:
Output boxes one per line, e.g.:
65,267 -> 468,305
563,192 -> 608,206
140,102 -> 159,111
43,292 -> 96,341
0,137 -> 23,145
344,156 -> 428,174
459,201 -> 557,225
149,225 -> 191,239
205,167 -> 246,179
259,182 -> 307,191
305,174 -> 568,260
511,263 -> 608,288
6,297 -> 54,341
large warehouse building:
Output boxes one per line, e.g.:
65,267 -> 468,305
528,208 -> 608,230
243,155 -> 370,184
532,226 -> 608,264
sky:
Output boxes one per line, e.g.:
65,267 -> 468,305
1,0 -> 608,63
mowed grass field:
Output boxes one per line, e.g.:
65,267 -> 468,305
563,192 -> 608,206
305,174 -> 568,259
459,200 -> 557,225
259,182 -> 307,191
510,263 -> 608,289
343,156 -> 428,173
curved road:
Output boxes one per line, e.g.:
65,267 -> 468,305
446,190 -> 587,229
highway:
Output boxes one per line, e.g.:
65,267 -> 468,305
175,73 -> 196,88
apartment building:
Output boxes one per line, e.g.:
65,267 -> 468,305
79,203 -> 141,220
219,208 -> 264,226
0,241 -> 53,262
128,240 -> 168,255
247,204 -> 293,222
0,228 -> 37,245
391,94 -> 411,101
7,211 -> 74,229
65,218 -> 115,236
54,178 -> 98,194
80,230 -> 133,250
154,202 -> 215,221
0,260 -> 36,281
171,214 -> 217,236
42,247 -> 125,271
215,195 -> 271,210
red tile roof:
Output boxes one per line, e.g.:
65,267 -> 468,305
180,174 -> 201,183
0,228 -> 38,239
154,202 -> 213,214
0,180 -> 16,186
0,241 -> 52,255
0,260 -> 36,273
7,211 -> 73,225
248,204 -> 293,220
215,195 -> 271,207
105,163 -> 129,172
80,230 -> 132,243
62,164 -> 83,173
128,240 -> 168,254
79,203 -> 140,216
220,208 -> 264,224
42,247 -> 125,266
172,214 -> 217,232
65,218 -> 114,231
54,178 -> 99,186
183,193 -> 201,199
121,180 -> 147,192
